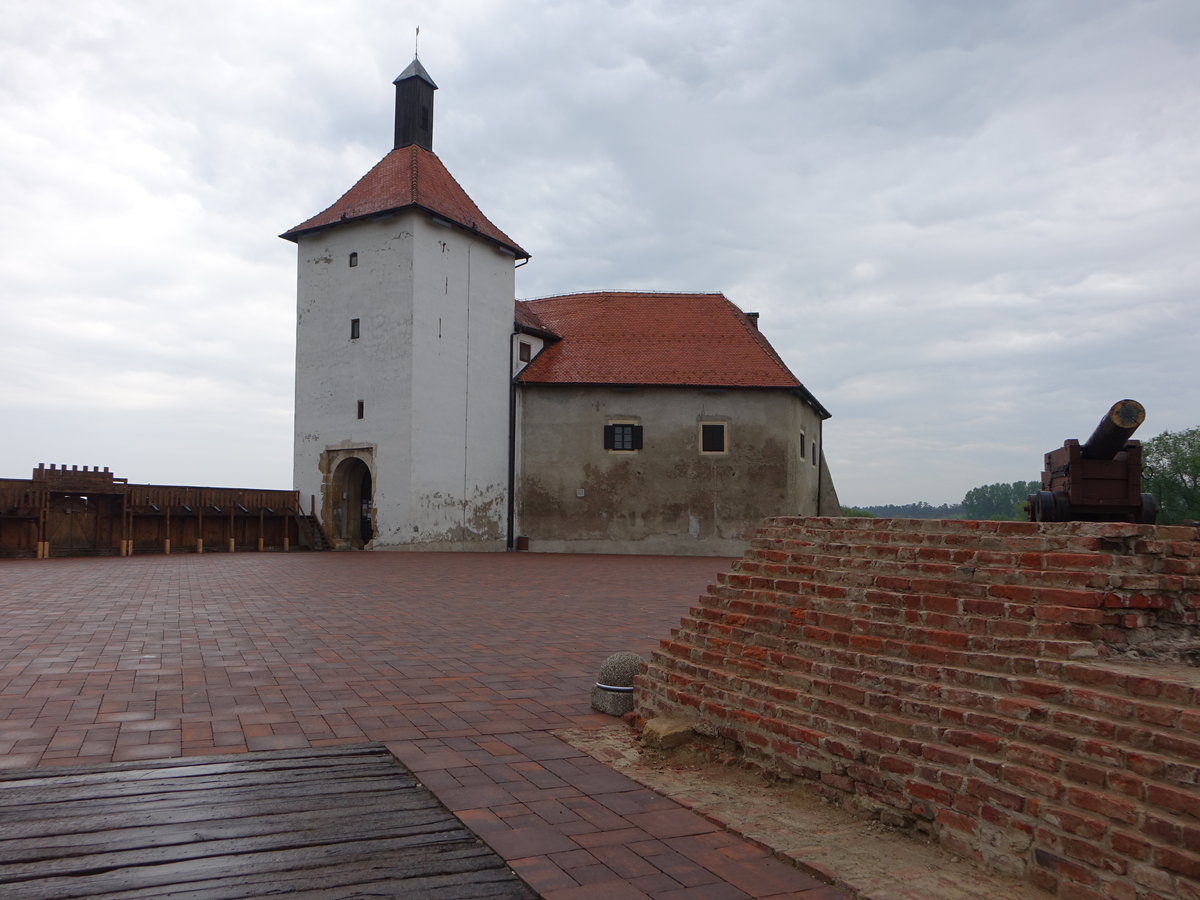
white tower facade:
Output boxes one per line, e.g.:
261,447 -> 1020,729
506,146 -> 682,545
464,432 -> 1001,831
283,60 -> 528,550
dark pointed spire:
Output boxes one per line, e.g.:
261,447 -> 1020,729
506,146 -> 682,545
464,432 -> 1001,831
393,58 -> 437,151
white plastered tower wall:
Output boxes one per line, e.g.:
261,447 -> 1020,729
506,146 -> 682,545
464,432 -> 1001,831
289,59 -> 522,551
293,215 -> 413,549
405,213 -> 515,547
292,211 -> 516,550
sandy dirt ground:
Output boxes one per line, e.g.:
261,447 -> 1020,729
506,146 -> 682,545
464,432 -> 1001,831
558,723 -> 1052,900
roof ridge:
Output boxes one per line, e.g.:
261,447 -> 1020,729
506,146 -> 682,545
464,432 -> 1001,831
524,289 -> 725,301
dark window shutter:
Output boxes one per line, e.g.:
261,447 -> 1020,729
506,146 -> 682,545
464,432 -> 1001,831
632,426 -> 644,450
603,425 -> 615,450
702,423 -> 725,452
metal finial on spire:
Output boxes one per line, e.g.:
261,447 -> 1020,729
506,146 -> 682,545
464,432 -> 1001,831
415,26 -> 420,58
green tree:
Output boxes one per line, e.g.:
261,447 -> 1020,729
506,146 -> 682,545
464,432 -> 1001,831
1143,427 -> 1200,524
840,507 -> 876,517
962,481 -> 1041,521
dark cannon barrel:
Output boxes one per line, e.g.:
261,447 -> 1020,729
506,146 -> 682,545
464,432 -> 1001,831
1081,399 -> 1146,460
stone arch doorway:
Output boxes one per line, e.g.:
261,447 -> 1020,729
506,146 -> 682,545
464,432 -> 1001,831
332,457 -> 373,549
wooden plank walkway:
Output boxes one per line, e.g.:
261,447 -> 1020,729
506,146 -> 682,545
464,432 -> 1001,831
0,743 -> 534,899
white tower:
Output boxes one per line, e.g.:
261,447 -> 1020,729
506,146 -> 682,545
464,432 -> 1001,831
282,60 -> 529,550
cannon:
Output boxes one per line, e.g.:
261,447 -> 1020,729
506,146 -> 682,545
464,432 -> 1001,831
1027,400 -> 1158,524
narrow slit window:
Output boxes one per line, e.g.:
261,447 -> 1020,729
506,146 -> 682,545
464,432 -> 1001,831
348,252 -> 358,267
812,441 -> 819,466
350,318 -> 360,340
356,400 -> 364,420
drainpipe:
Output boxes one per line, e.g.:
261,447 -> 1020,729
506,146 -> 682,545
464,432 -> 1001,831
506,336 -> 517,551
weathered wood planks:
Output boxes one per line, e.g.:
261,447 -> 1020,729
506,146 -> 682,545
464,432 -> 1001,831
0,744 -> 533,899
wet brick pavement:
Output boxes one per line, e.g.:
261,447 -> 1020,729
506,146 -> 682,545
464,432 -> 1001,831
0,552 -> 843,898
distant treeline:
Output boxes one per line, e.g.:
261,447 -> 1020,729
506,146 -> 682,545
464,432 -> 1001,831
842,502 -> 965,519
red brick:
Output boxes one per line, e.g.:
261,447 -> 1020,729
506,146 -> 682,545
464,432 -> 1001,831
1043,806 -> 1107,840
945,730 -> 1001,754
1065,787 -> 1139,824
1156,845 -> 1200,880
1143,814 -> 1181,844
1109,830 -> 1151,860
1124,752 -> 1166,778
1058,882 -> 1107,900
935,808 -> 977,835
1148,783 -> 1200,820
1063,760 -> 1108,787
1035,848 -> 1099,885
1003,765 -> 1064,799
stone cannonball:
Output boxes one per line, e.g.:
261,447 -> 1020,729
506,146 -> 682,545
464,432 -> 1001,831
590,651 -> 644,716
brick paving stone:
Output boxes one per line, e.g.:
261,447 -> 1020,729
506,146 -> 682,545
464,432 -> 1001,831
544,883 -> 654,899
510,856 -> 579,893
657,885 -> 752,900
480,824 -> 583,859
0,553 -> 862,899
627,807 -> 722,839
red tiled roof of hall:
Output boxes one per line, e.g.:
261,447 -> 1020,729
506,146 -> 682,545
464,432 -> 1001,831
515,291 -> 814,394
280,145 -> 528,258
513,301 -> 557,337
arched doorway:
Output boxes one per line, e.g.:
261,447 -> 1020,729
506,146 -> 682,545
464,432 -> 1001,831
332,457 -> 373,549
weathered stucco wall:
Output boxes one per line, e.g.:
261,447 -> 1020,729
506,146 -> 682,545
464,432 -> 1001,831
638,517 -> 1200,899
292,210 -> 515,550
515,385 -> 829,555
406,213 -> 515,548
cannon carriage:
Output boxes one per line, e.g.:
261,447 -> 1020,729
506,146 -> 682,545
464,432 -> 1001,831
1027,399 -> 1157,524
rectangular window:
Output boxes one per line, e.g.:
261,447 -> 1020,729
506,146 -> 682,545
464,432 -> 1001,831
349,252 -> 358,267
700,423 -> 727,454
350,318 -> 360,340
518,341 -> 532,362
603,423 -> 643,451
812,441 -> 818,466
356,400 -> 364,420
799,432 -> 807,458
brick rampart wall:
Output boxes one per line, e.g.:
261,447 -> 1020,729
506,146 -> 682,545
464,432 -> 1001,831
637,518 -> 1200,899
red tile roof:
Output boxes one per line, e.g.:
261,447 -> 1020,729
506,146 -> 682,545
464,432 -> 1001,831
513,300 -> 557,337
515,292 -> 828,414
280,145 -> 528,258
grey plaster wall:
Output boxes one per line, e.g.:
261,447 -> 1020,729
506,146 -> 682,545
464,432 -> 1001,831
515,385 -> 831,555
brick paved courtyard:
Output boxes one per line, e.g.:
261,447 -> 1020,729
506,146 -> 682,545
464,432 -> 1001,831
0,552 -> 844,898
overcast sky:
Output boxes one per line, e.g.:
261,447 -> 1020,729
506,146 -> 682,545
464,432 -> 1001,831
1,1 -> 1196,506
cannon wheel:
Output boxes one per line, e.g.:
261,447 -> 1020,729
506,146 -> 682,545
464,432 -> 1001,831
1137,493 -> 1158,525
1031,491 -> 1058,522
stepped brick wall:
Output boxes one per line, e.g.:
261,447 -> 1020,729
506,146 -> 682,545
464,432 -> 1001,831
637,517 -> 1200,900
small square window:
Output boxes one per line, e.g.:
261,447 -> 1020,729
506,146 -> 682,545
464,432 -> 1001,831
350,318 -> 360,340
348,252 -> 358,267
700,423 -> 727,454
603,423 -> 643,451
356,400 -> 364,420
518,341 -> 532,363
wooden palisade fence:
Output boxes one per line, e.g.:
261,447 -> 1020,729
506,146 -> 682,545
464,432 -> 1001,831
0,465 -> 320,558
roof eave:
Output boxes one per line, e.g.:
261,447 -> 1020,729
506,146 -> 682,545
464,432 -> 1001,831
514,325 -> 560,342
280,203 -> 530,259
515,379 -> 826,409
